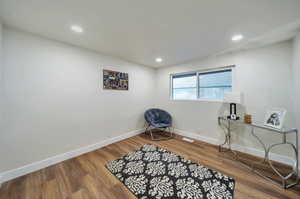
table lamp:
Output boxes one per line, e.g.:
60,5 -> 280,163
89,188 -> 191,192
224,92 -> 242,120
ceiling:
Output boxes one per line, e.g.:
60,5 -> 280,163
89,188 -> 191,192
1,0 -> 300,68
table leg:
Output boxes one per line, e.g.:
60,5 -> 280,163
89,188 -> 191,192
218,119 -> 237,159
265,132 -> 299,188
250,127 -> 268,166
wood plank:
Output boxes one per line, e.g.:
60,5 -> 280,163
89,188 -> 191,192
0,133 -> 299,199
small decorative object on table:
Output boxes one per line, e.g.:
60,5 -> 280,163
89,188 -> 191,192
244,114 -> 252,124
264,108 -> 286,130
224,92 -> 242,120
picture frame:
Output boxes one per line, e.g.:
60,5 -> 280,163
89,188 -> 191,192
103,69 -> 129,90
264,108 -> 286,130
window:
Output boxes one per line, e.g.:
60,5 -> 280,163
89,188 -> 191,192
171,68 -> 233,100
172,73 -> 197,100
199,69 -> 232,99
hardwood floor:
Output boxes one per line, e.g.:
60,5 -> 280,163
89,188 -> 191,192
1,133 -> 300,199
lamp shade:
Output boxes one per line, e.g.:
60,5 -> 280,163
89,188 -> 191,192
224,92 -> 241,104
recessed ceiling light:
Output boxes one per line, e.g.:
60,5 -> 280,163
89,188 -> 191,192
155,57 -> 163,63
231,34 -> 244,42
71,25 -> 83,33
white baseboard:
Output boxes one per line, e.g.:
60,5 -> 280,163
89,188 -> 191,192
175,128 -> 296,167
0,128 -> 144,184
175,129 -> 219,145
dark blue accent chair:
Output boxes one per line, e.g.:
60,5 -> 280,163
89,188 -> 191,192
144,108 -> 173,140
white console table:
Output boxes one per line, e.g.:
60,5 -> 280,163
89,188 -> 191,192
218,116 -> 299,189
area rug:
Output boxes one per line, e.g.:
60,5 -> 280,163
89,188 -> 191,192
106,144 -> 235,199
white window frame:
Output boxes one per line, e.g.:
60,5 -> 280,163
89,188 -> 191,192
170,65 -> 235,102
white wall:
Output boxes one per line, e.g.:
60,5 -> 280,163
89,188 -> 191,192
292,33 -> 300,129
0,21 -> 2,78
0,27 -> 156,173
156,41 -> 297,159
292,32 -> 300,163
0,21 -> 3,138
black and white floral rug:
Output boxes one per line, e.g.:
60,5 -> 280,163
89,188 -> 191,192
106,144 -> 235,199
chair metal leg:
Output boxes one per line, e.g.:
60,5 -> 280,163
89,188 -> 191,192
149,128 -> 155,140
145,123 -> 150,135
144,121 -> 175,141
168,127 -> 174,138
147,126 -> 174,141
